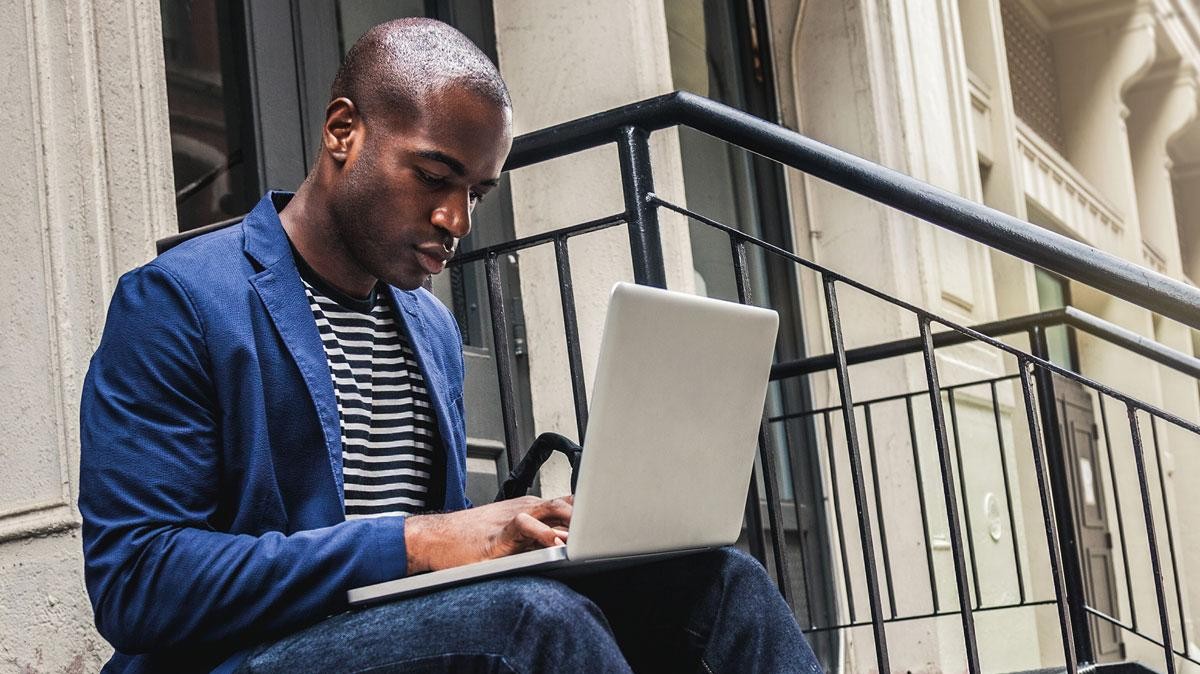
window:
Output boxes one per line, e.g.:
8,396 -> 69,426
1035,267 -> 1078,370
161,0 -> 257,232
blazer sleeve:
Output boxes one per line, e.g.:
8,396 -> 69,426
78,264 -> 409,654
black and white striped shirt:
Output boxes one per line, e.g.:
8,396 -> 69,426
295,252 -> 445,519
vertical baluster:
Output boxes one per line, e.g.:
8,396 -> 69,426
790,414 -> 819,630
1029,328 -> 1094,661
864,405 -> 898,619
947,389 -> 984,609
728,238 -> 769,568
1097,396 -> 1136,631
616,125 -> 666,289
554,237 -> 589,445
906,395 -> 941,614
824,276 -> 890,672
1127,406 -> 1177,674
918,315 -> 980,674
757,423 -> 794,608
1017,363 -> 1078,672
1149,416 -> 1188,657
989,380 -> 1027,605
485,254 -> 521,470
729,237 -> 794,606
824,410 -> 856,625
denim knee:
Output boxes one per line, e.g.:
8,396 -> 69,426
483,576 -> 607,629
480,576 -> 629,672
709,547 -> 772,583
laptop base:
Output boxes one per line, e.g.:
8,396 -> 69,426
347,546 -> 713,606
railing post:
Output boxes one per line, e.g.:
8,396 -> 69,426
616,125 -> 668,288
1029,327 -> 1096,665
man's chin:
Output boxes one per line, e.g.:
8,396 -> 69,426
382,271 -> 434,292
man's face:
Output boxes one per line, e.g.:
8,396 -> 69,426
328,85 -> 513,291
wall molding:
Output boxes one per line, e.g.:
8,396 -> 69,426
0,503 -> 78,544
1015,118 -> 1125,248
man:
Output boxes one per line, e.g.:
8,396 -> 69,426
79,18 -> 820,673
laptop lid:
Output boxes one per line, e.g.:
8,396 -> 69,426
566,282 -> 779,561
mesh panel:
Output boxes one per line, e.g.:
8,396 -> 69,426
1002,1 -> 1068,154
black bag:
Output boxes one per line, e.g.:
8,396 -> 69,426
494,432 -> 583,501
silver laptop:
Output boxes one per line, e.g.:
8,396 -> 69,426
347,282 -> 779,606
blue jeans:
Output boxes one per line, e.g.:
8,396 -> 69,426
238,548 -> 821,673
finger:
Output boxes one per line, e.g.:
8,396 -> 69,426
530,498 -> 573,526
512,512 -> 564,549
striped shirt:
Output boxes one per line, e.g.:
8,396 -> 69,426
294,251 -> 445,519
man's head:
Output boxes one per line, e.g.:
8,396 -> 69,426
293,18 -> 513,294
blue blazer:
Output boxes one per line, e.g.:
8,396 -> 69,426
79,192 -> 470,673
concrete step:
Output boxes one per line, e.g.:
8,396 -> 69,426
1007,663 -> 1159,674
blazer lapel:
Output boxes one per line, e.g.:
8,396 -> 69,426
389,287 -> 466,508
243,193 -> 346,508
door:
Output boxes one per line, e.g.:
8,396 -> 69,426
1055,375 -> 1125,661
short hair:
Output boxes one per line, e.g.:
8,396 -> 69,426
330,18 -> 511,125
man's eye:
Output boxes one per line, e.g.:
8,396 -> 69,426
416,169 -> 445,186
470,190 -> 485,205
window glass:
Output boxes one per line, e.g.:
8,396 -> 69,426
1035,267 -> 1077,369
336,1 -> 427,55
667,0 -> 762,303
161,0 -> 257,231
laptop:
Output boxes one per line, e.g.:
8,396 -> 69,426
347,281 -> 779,606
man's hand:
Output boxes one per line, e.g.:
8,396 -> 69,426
403,495 -> 573,574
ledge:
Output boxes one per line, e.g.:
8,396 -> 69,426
1015,118 -> 1125,246
0,502 -> 78,544
1142,239 -> 1168,274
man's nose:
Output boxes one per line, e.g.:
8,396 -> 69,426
431,191 -> 472,240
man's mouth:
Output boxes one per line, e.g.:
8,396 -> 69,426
414,245 -> 451,275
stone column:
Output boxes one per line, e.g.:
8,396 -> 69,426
492,1 -> 695,495
1174,160 -> 1200,282
1127,64 -> 1198,277
1052,2 -> 1157,260
0,0 -> 175,670
1053,6 -> 1200,665
1127,61 -> 1200,657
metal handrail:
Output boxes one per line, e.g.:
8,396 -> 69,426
770,305 -> 1200,381
506,91 -> 1200,331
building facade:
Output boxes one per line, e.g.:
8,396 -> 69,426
3,0 -> 1200,671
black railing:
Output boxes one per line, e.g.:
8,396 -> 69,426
459,92 -> 1200,673
158,91 -> 1200,673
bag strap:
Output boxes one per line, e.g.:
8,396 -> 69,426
494,432 -> 583,501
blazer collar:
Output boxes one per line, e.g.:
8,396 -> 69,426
243,191 -> 296,270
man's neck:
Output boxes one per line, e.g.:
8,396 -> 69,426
279,181 -> 377,300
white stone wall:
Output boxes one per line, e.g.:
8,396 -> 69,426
0,0 -> 174,671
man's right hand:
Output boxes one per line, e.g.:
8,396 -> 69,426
402,495 -> 573,574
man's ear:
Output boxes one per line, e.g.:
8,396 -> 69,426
323,97 -> 358,163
